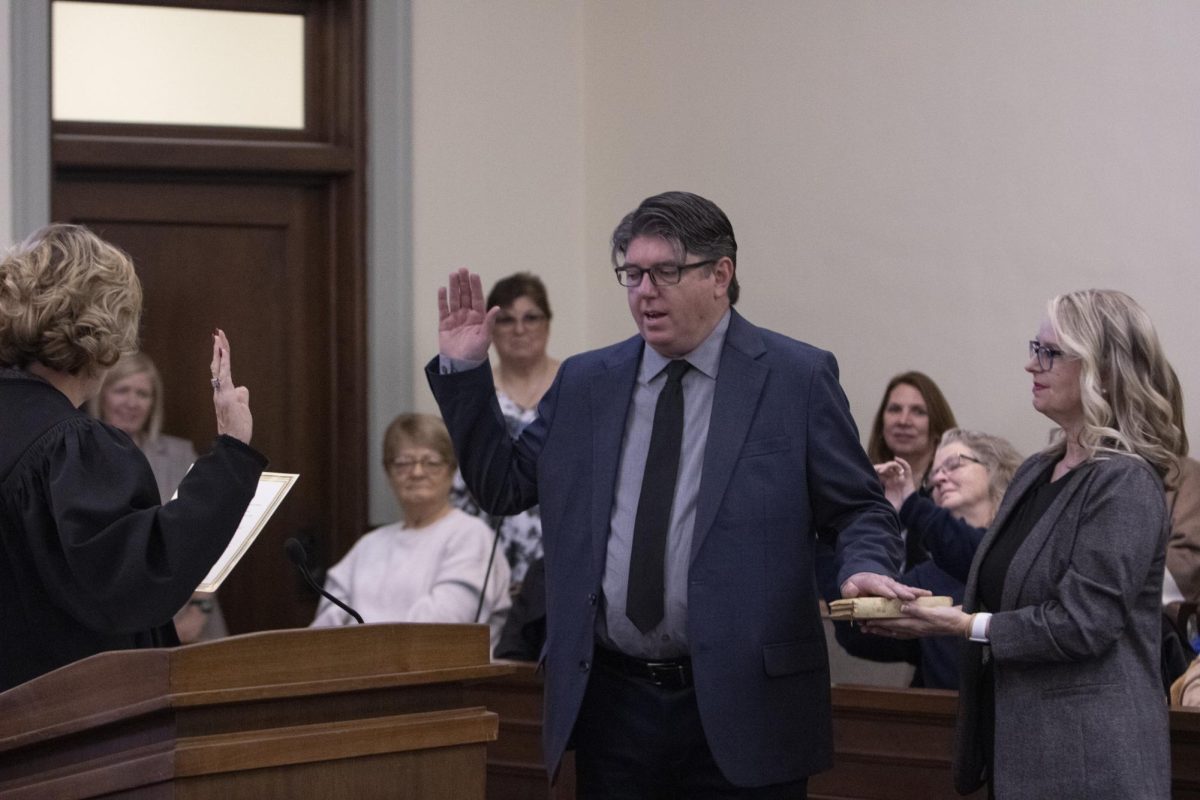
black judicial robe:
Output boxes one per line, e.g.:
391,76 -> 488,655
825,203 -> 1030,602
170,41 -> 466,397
0,367 -> 266,692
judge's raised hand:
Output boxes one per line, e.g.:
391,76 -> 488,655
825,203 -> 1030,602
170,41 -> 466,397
210,328 -> 253,444
875,457 -> 917,511
438,268 -> 499,362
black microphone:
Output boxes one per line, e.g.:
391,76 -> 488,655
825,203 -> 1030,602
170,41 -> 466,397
475,514 -> 505,624
285,537 -> 364,624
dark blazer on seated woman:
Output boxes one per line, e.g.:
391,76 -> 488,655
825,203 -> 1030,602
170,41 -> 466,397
955,451 -> 1169,799
823,494 -> 983,689
0,369 -> 265,692
833,556 -> 966,689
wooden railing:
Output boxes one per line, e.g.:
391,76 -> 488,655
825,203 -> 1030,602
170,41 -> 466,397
469,663 -> 1200,799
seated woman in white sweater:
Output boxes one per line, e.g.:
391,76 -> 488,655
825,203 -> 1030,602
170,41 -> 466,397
310,413 -> 510,648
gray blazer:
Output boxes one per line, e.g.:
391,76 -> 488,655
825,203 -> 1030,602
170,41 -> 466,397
954,450 -> 1170,799
141,434 -> 198,503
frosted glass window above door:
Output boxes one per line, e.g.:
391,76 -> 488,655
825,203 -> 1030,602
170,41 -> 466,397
53,1 -> 304,129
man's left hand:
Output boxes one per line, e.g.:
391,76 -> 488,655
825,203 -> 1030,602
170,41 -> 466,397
840,572 -> 930,601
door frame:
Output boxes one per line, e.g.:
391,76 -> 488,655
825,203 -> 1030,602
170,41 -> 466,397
48,0 -> 369,617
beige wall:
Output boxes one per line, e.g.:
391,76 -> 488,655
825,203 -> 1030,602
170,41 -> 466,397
3,2 -> 1198,517
0,0 -> 12,248
408,0 -> 1200,464
408,0 -> 588,399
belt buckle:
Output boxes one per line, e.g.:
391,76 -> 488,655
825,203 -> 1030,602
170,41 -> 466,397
645,660 -> 688,689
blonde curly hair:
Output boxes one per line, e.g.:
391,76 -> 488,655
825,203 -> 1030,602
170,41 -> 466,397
0,224 -> 142,374
1046,289 -> 1185,478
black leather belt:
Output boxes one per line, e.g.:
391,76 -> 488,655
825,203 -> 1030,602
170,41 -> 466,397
593,646 -> 693,690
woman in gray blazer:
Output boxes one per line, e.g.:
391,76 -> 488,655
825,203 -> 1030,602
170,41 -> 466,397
865,289 -> 1185,798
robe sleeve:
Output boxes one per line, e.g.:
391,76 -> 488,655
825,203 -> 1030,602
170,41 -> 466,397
15,419 -> 265,634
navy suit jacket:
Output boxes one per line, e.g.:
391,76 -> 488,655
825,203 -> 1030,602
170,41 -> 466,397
427,310 -> 902,786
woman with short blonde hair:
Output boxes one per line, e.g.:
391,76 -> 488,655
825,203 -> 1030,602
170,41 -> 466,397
88,352 -> 165,442
383,412 -> 457,472
0,223 -> 261,692
0,224 -> 141,374
313,413 -> 510,649
88,350 -> 231,644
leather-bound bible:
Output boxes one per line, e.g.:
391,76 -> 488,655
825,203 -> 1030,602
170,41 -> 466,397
828,595 -> 953,620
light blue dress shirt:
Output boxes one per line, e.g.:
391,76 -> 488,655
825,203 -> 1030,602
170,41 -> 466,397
597,310 -> 731,658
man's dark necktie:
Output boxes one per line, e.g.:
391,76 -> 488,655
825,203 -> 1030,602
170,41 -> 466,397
626,359 -> 690,633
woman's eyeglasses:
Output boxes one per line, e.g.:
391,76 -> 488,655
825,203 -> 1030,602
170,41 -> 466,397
1028,340 -> 1066,372
923,454 -> 984,491
388,456 -> 448,474
494,312 -> 548,330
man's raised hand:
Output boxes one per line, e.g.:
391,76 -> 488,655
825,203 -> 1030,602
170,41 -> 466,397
437,268 -> 498,362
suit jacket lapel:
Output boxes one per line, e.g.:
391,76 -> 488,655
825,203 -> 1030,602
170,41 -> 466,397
962,455 -> 1047,608
1000,460 -> 1095,610
964,451 -> 1094,610
590,337 -> 641,575
691,311 -> 768,562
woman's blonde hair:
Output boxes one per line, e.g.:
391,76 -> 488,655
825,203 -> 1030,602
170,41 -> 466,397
939,428 -> 1023,506
382,413 -> 457,472
0,224 -> 142,374
86,351 -> 165,441
1046,289 -> 1186,477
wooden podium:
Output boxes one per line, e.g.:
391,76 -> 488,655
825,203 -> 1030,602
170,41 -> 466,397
0,624 -> 512,799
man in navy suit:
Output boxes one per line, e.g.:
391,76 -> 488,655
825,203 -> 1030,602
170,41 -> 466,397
428,191 -> 915,798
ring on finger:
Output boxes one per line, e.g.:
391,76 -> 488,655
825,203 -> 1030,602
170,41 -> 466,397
211,377 -> 221,391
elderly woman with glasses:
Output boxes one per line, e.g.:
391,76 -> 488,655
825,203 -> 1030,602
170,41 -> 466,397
450,272 -> 559,591
312,413 -> 511,649
866,290 -> 1184,799
835,429 -> 1022,689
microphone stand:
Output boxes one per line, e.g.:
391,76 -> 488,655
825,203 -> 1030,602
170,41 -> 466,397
475,514 -> 505,623
285,537 -> 364,624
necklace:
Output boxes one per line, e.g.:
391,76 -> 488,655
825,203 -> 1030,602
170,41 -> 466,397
496,358 -> 558,411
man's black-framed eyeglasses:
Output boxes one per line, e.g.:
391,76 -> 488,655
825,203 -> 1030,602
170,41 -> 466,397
1028,340 -> 1066,372
614,259 -> 717,288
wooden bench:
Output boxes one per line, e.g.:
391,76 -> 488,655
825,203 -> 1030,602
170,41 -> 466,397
470,663 -> 1200,799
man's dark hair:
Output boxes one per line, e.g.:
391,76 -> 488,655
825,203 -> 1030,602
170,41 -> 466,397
487,272 -> 552,319
610,191 -> 740,305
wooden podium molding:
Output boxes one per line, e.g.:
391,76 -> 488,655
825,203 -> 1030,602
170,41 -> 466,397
0,624 -> 512,799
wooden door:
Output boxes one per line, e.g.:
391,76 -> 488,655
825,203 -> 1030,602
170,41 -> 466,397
50,0 -> 366,632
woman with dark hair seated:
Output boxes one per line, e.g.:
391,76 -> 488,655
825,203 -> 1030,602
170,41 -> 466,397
451,272 -> 559,591
866,370 -> 957,568
867,370 -> 958,495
